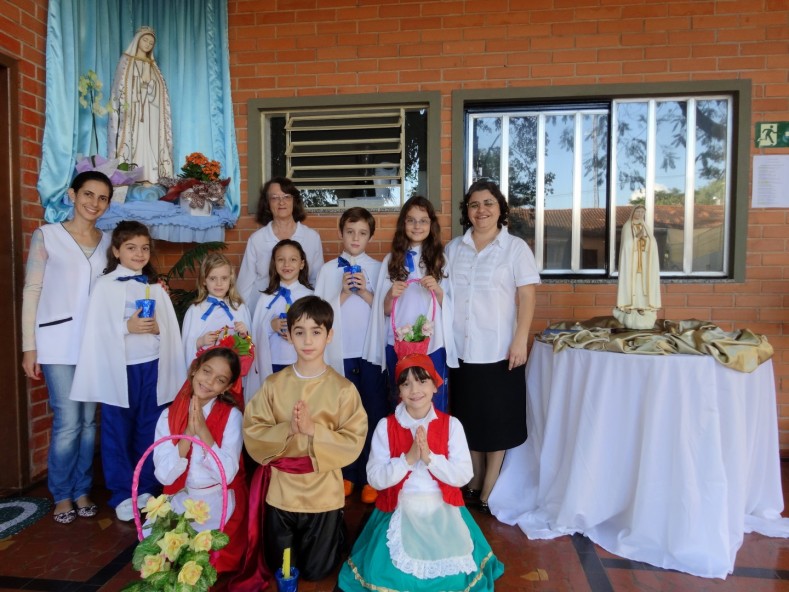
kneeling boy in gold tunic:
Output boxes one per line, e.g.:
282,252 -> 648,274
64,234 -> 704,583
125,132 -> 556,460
240,295 -> 368,585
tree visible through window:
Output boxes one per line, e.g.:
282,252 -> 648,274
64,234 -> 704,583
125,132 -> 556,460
465,94 -> 733,278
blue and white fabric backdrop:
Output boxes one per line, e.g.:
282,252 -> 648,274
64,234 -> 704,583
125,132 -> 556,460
38,0 -> 240,226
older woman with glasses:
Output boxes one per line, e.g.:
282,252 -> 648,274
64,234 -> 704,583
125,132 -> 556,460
237,177 -> 324,312
445,180 -> 540,513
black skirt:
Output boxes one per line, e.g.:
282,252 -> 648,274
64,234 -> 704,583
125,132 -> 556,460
449,359 -> 527,452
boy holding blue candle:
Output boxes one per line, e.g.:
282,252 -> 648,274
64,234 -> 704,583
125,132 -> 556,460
315,207 -> 387,504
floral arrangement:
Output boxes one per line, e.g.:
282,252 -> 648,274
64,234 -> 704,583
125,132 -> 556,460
180,153 -> 222,183
78,70 -> 111,117
215,329 -> 255,377
78,70 -> 112,156
395,314 -> 433,343
159,152 -> 230,210
121,494 -> 228,592
75,154 -> 144,187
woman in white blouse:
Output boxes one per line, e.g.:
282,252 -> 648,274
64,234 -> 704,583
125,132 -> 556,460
236,177 -> 324,312
445,180 -> 540,512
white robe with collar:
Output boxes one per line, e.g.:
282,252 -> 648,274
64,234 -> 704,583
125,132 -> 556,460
245,281 -> 313,401
69,267 -> 185,407
362,250 -> 457,370
314,252 -> 382,376
181,299 -> 252,372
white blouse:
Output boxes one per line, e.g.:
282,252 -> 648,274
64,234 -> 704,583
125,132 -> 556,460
445,227 -> 540,363
366,403 -> 473,493
153,399 -> 243,491
152,399 -> 243,532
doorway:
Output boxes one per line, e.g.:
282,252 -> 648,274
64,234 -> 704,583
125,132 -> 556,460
0,53 -> 30,490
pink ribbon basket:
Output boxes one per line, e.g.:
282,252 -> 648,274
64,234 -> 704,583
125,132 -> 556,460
131,434 -> 229,541
391,278 -> 437,359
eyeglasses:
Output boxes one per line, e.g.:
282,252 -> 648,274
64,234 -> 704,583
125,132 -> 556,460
405,217 -> 431,227
269,194 -> 292,203
467,199 -> 498,211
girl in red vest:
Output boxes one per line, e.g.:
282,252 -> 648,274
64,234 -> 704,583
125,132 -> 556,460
337,353 -> 503,591
152,347 -> 248,573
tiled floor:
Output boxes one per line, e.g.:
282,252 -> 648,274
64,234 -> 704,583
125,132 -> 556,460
1,464 -> 789,591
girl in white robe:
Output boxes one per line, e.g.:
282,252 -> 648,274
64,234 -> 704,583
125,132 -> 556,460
181,253 -> 251,372
363,196 -> 456,412
70,221 -> 184,521
246,239 -> 314,400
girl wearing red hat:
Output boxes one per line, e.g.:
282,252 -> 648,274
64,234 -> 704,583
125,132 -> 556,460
337,353 -> 503,591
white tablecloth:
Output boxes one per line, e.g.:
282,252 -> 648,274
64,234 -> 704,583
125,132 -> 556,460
489,340 -> 789,579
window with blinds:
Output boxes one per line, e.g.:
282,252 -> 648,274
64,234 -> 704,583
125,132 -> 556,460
262,104 -> 430,209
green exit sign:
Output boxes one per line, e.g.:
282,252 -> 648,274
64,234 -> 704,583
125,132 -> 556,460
755,122 -> 789,148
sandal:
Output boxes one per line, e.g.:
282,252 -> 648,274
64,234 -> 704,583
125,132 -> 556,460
53,509 -> 76,524
478,500 -> 491,515
76,504 -> 98,518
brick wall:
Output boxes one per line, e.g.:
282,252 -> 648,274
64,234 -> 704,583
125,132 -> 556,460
7,0 -> 789,481
225,0 -> 789,447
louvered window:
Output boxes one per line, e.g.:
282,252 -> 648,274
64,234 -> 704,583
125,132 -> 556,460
286,107 -> 405,207
252,98 -> 435,210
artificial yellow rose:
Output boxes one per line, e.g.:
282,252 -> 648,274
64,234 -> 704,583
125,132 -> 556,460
190,530 -> 213,552
177,560 -> 203,586
140,553 -> 170,578
183,499 -> 210,525
143,494 -> 171,521
156,530 -> 189,563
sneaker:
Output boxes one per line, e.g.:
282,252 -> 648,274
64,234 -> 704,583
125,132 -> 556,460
343,480 -> 354,497
115,498 -> 134,522
137,493 -> 153,509
360,485 -> 378,504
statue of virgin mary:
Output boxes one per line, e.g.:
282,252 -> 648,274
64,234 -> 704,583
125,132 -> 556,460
613,205 -> 662,329
107,26 -> 174,183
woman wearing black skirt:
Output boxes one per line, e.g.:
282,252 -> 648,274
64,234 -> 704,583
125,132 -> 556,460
445,180 -> 539,512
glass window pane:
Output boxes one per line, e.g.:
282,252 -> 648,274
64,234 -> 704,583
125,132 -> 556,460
655,205 -> 683,272
653,100 -> 688,272
268,115 -> 287,178
404,108 -> 428,202
580,113 -> 608,270
614,101 -> 648,271
543,114 -> 574,270
472,116 -> 501,184
615,102 -> 648,207
507,116 -> 538,248
693,99 -> 728,273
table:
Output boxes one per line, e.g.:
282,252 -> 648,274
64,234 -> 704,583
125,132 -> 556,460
488,340 -> 789,579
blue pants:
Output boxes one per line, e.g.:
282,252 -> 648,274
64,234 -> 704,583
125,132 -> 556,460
41,364 -> 97,504
101,360 -> 164,507
341,358 -> 388,486
385,344 -> 449,413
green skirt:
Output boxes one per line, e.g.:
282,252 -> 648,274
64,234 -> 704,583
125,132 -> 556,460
338,507 -> 504,592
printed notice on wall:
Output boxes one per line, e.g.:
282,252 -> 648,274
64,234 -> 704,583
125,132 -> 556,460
753,155 -> 789,208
